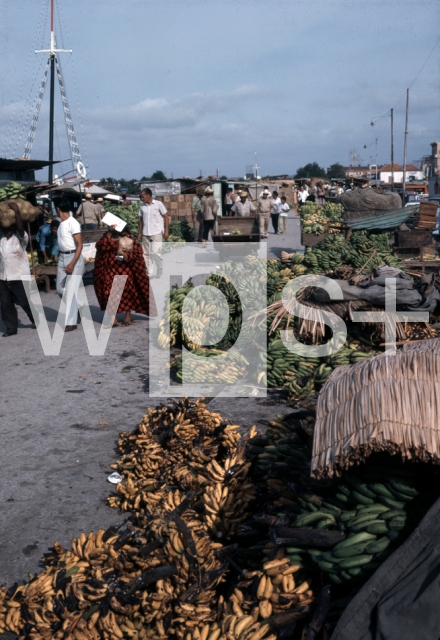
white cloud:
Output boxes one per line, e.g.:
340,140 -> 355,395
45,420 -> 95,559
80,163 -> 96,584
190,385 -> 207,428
84,84 -> 272,132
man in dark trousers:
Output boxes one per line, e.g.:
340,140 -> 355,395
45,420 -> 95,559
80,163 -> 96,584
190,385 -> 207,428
0,202 -> 36,337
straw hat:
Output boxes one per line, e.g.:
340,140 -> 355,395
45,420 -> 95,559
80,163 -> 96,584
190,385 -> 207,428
85,193 -> 92,199
239,190 -> 248,197
262,189 -> 270,195
97,197 -> 104,202
205,187 -> 214,194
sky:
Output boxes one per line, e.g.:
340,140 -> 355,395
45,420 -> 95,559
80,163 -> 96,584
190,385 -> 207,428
0,0 -> 439,183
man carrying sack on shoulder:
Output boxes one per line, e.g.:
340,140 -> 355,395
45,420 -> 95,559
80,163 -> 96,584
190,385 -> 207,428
0,202 -> 36,337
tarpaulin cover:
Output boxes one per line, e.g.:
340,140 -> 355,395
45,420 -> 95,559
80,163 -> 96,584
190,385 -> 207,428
313,266 -> 440,312
330,495 -> 440,640
338,189 -> 402,220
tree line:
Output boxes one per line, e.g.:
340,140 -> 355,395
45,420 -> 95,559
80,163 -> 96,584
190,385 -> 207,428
98,164 -> 346,193
294,162 -> 346,180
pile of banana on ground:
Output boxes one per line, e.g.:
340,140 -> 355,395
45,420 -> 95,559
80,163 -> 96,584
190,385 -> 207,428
2,399 -> 438,639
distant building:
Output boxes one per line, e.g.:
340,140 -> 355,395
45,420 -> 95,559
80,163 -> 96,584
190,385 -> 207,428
343,166 -> 370,178
378,163 -> 424,184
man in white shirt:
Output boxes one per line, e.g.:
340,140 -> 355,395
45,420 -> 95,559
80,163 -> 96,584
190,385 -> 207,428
230,191 -> 256,217
298,186 -> 308,205
0,202 -> 35,337
55,197 -> 85,332
138,188 -> 169,278
278,196 -> 290,234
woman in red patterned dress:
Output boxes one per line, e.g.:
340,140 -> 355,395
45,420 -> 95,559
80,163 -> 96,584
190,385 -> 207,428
94,226 -> 157,326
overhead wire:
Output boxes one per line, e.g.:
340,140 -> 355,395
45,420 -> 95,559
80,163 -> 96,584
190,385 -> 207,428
392,35 -> 440,110
11,57 -> 47,157
365,34 -> 440,165
2,0 -> 49,157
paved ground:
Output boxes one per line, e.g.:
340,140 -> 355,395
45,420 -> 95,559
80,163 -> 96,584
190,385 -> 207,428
0,214 -> 303,584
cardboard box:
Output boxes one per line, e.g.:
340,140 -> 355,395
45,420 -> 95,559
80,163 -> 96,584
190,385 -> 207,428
163,195 -> 171,203
177,195 -> 184,203
170,202 -> 178,210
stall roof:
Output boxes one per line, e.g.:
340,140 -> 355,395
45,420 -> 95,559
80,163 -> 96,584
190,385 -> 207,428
40,182 -> 116,196
0,158 -> 62,172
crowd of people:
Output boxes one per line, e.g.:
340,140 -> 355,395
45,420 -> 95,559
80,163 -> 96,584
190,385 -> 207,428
0,179 -> 339,337
0,188 -> 162,336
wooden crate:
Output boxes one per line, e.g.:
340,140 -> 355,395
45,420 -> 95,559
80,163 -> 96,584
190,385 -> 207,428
214,216 -> 259,241
395,229 -> 432,248
415,201 -> 437,229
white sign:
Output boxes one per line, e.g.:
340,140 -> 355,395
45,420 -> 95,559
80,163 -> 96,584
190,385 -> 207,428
82,242 -> 96,260
101,211 -> 127,233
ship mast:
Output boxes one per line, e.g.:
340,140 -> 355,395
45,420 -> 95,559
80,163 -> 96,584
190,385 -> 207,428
29,0 -> 86,184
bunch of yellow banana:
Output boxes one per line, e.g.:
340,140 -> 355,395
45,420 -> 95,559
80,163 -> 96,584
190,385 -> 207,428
109,400 -> 240,514
0,586 -> 6,635
3,600 -> 24,636
254,559 -> 313,615
2,403 -> 322,640
202,455 -> 256,537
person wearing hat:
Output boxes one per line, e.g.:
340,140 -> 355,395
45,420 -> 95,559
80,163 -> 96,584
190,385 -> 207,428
201,187 -> 218,247
95,197 -> 105,226
76,193 -> 100,230
191,190 -> 204,242
231,191 -> 256,217
257,189 -> 272,238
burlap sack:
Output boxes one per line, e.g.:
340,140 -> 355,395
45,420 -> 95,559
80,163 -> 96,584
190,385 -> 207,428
0,199 -> 40,228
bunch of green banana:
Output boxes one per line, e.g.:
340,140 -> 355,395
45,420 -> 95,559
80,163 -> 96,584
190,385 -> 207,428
247,411 -> 439,632
168,219 -> 195,241
105,201 -> 140,233
326,346 -> 375,369
300,202 -> 344,235
158,281 -> 194,348
302,232 -> 401,274
158,257 -> 302,353
286,466 -> 434,587
173,348 -> 249,384
260,338 -> 375,400
0,181 -> 26,201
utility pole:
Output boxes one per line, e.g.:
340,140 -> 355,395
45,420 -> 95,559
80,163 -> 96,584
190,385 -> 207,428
375,138 -> 378,187
402,89 -> 409,203
391,108 -> 394,192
